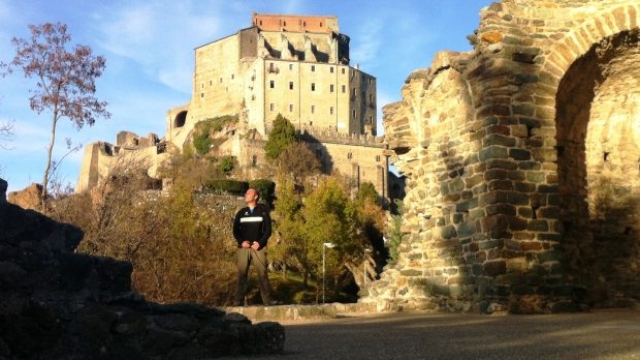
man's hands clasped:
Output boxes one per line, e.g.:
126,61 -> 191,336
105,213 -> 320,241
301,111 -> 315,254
241,240 -> 260,250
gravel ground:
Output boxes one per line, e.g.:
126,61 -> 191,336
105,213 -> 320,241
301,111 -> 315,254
219,309 -> 640,360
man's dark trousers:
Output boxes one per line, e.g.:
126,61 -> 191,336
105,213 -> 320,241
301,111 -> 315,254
235,247 -> 271,305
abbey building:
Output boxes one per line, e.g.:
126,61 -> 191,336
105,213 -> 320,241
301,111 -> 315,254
77,13 -> 396,199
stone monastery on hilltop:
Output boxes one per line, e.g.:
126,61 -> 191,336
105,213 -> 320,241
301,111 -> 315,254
76,13 -> 394,197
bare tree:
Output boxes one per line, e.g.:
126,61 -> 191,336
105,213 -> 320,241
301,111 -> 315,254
0,119 -> 14,149
4,22 -> 110,205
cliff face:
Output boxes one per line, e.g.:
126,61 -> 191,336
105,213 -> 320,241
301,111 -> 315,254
362,0 -> 640,313
0,178 -> 285,359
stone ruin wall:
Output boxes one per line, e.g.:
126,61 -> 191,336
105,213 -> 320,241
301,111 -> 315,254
76,132 -> 169,194
361,0 -> 640,313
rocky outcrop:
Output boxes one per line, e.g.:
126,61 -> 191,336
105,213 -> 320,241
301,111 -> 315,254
7,182 -> 43,210
0,178 -> 285,359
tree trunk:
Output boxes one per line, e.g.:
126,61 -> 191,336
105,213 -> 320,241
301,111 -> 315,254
41,112 -> 59,209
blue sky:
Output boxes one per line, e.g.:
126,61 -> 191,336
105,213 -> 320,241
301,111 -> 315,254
0,0 -> 491,193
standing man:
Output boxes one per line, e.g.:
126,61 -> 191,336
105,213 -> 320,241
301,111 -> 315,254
232,187 -> 275,306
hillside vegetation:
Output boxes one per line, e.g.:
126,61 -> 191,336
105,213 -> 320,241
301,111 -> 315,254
45,116 -> 389,306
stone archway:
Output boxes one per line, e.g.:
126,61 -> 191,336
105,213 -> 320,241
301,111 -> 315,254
362,0 -> 640,314
174,110 -> 187,128
556,29 -> 640,304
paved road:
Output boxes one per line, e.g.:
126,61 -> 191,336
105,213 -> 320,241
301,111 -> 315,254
221,309 -> 640,360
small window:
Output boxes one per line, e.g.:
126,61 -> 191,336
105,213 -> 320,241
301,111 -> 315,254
311,65 -> 315,72
289,81 -> 294,90
284,21 -> 287,26
209,80 -> 212,86
310,121 -> 313,126
289,104 -> 293,112
341,68 -> 345,74
200,83 -> 204,89
220,77 -> 223,83
311,105 -> 315,114
330,84 -> 334,93
352,110 -> 356,118
376,155 -> 381,162
311,83 -> 316,91
270,103 -> 274,111
231,74 -> 235,80
341,85 -> 346,93
289,64 -> 293,70
330,106 -> 334,115
200,93 -> 204,98
270,80 -> 275,89
330,67 -> 334,73
347,152 -> 353,160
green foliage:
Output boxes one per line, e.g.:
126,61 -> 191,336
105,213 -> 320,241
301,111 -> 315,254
356,182 -> 380,205
265,114 -> 297,160
387,199 -> 405,262
217,156 -> 235,173
193,123 -> 214,156
270,176 -> 303,271
203,179 -> 248,195
207,114 -> 238,132
192,115 -> 239,156
62,174 -> 238,306
300,178 -> 352,277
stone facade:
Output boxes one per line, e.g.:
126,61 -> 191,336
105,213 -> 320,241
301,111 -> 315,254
361,0 -> 640,313
166,12 -> 376,149
76,132 -> 168,193
78,13 -> 389,198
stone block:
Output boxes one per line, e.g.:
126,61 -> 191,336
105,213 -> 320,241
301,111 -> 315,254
479,145 -> 509,161
509,148 -> 532,160
486,203 -> 517,216
527,220 -> 549,232
458,220 -> 478,238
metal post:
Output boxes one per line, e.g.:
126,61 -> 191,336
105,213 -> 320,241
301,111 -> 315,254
322,243 -> 335,304
322,244 -> 326,304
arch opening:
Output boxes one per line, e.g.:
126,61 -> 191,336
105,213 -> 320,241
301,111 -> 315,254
556,29 -> 640,303
174,111 -> 188,128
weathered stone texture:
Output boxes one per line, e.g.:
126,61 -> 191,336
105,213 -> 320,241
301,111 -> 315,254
361,0 -> 640,314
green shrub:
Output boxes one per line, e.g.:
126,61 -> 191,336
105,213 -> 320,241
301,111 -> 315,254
203,179 -> 248,195
193,115 -> 239,156
217,156 -> 235,173
193,123 -> 213,156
